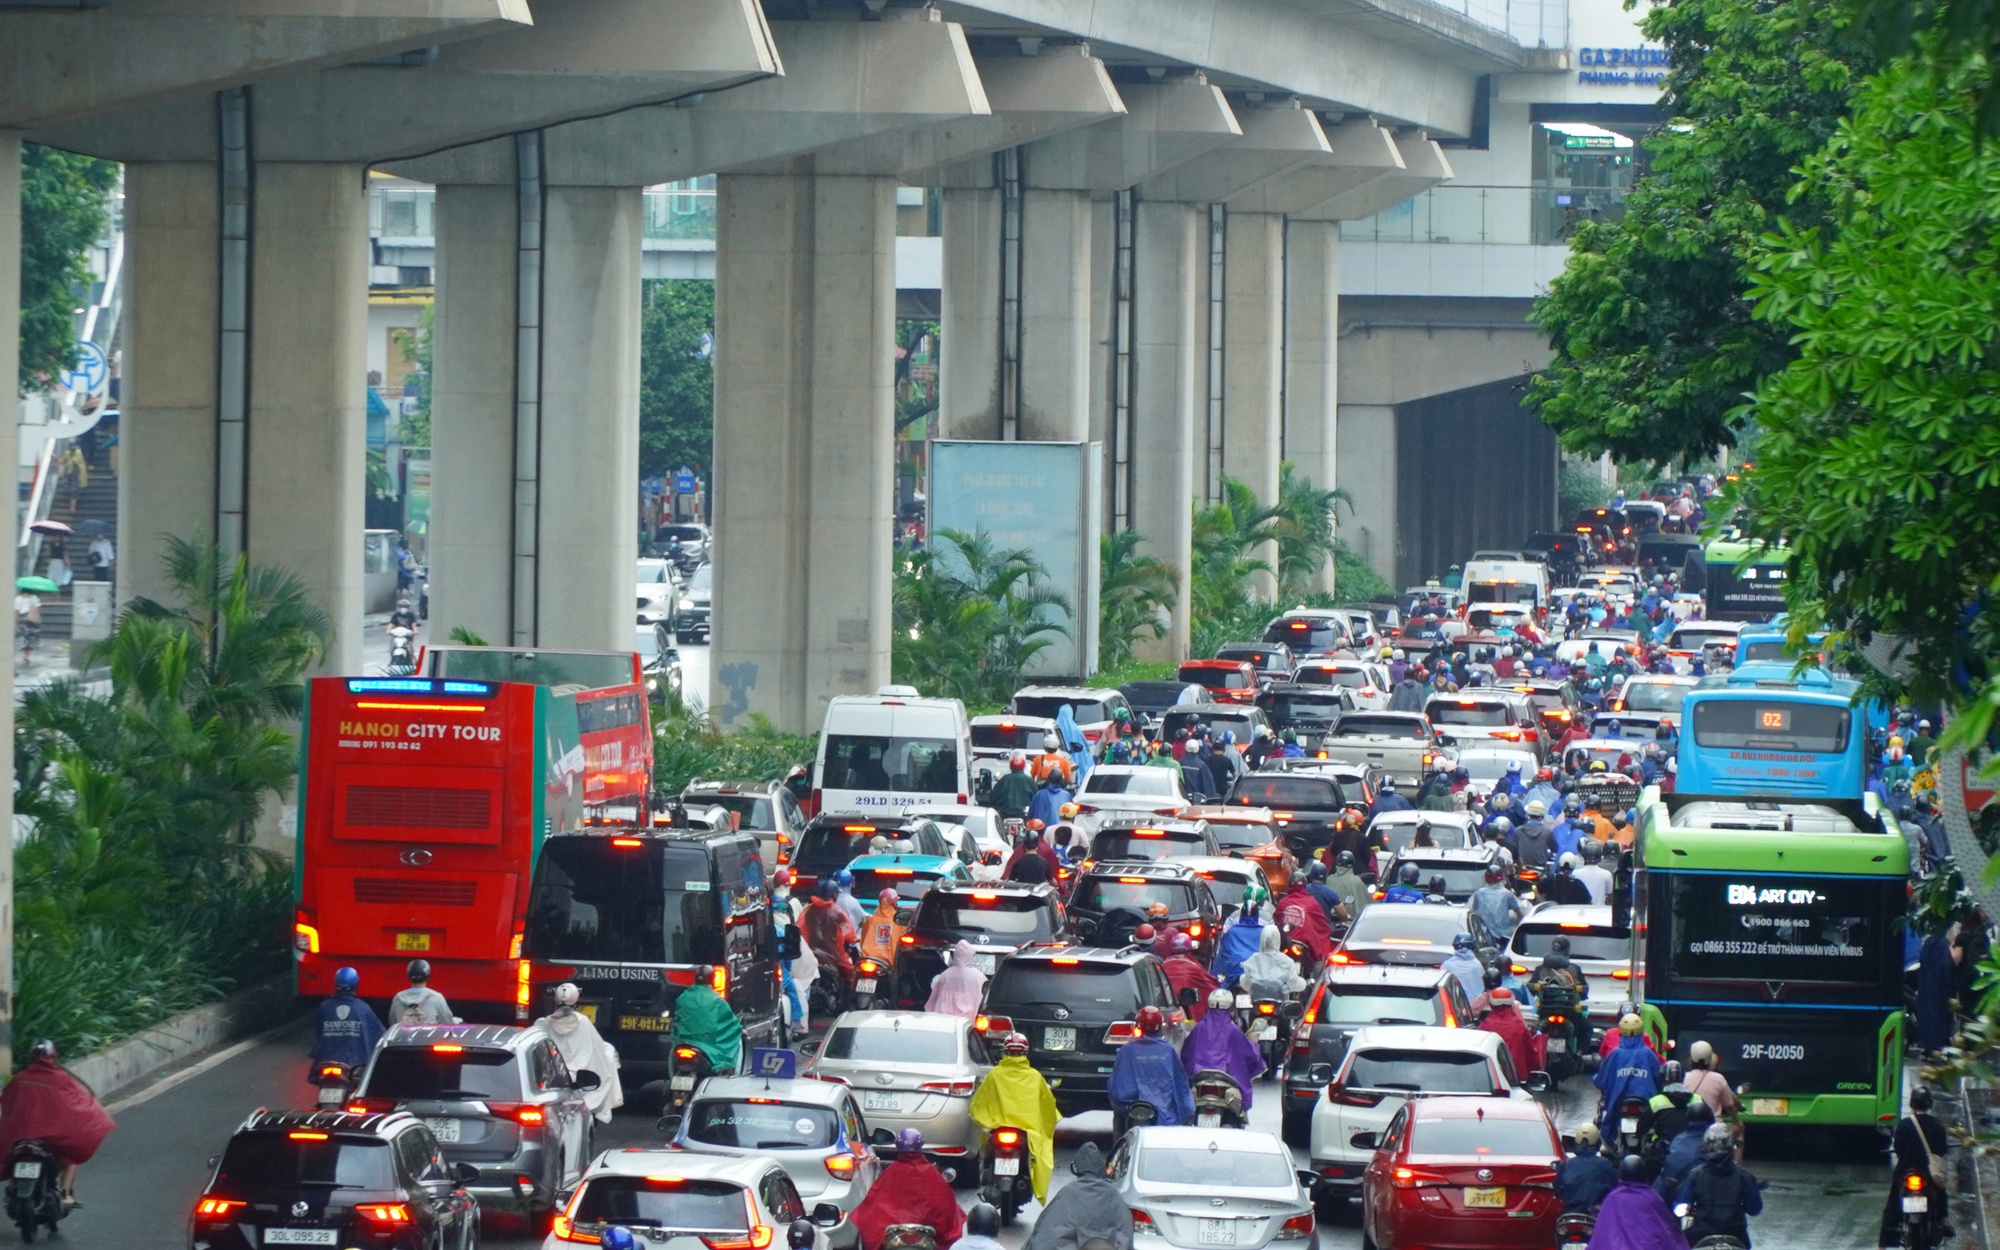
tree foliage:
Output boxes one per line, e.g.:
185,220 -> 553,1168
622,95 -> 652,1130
1098,530 -> 1178,671
640,279 -> 714,479
892,529 -> 1070,708
18,144 -> 118,394
1529,0 -> 1876,466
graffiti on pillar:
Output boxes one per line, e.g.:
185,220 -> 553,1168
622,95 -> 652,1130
717,662 -> 757,727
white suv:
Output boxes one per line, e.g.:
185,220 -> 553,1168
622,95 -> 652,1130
1503,904 -> 1633,1030
1307,1025 -> 1541,1198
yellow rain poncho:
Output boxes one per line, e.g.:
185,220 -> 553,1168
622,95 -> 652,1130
969,1054 -> 1060,1201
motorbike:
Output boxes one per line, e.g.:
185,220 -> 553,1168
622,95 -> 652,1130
1894,1168 -> 1946,1250
806,944 -> 864,1022
882,1226 -> 937,1250
387,624 -> 416,675
1114,1100 -> 1159,1138
666,1045 -> 713,1118
1555,1212 -> 1596,1247
5,1140 -> 64,1243
1612,1095 -> 1651,1158
1535,984 -> 1587,1081
1191,1070 -> 1248,1129
854,956 -> 894,1011
979,1125 -> 1033,1225
314,1059 -> 356,1110
1235,995 -> 1288,1071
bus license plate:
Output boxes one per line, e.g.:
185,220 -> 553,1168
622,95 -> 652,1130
1750,1098 -> 1789,1118
671,1075 -> 696,1091
994,1157 -> 1019,1176
1546,1037 -> 1567,1054
1044,1027 -> 1076,1051
1903,1196 -> 1928,1214
1199,1219 -> 1236,1245
395,933 -> 431,952
1465,1187 -> 1506,1209
621,1015 -> 672,1032
265,1232 -> 338,1246
425,1118 -> 461,1143
11,1163 -> 38,1179
855,978 -> 876,994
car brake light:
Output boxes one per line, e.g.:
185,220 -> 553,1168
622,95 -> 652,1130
195,1198 -> 244,1219
900,934 -> 916,945
1392,1167 -> 1447,1188
1104,1021 -> 1140,1044
1117,877 -> 1148,885
1276,1214 -> 1315,1241
517,959 -> 532,1014
554,1215 -> 602,1244
701,1216 -> 775,1250
843,825 -> 875,834
612,837 -> 644,848
919,1080 -> 978,1096
1187,923 -> 1203,939
712,965 -> 728,995
1330,953 -> 1352,964
1133,828 -> 1165,837
356,1204 -> 412,1224
1131,1209 -> 1157,1231
974,1015 -> 1013,1034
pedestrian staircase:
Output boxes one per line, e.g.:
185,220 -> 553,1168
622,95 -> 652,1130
29,438 -> 120,642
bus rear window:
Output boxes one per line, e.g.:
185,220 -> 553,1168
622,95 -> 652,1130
1690,700 -> 1849,752
1467,582 -> 1538,606
523,840 -> 723,965
822,735 -> 961,795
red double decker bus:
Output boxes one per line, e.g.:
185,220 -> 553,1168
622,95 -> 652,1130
293,677 -> 584,1018
418,645 -> 654,813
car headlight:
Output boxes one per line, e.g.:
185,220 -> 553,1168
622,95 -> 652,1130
678,596 -> 692,608
647,678 -> 659,691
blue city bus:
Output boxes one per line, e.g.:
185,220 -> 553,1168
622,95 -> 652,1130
1677,675 -> 1869,799
1734,629 -> 1826,666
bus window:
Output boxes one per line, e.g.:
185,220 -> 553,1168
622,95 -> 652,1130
525,839 -> 723,965
1690,701 -> 1849,752
1664,871 -> 1891,985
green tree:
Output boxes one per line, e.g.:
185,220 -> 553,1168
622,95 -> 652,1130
640,279 -> 714,479
18,144 -> 119,393
397,303 -> 434,451
892,529 -> 1069,707
1528,0 -> 1876,465
1097,530 -> 1179,670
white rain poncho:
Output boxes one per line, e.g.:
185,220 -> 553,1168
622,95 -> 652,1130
536,1006 -> 625,1123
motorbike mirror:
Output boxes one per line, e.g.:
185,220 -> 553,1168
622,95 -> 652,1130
454,1162 -> 481,1185
1348,1131 -> 1381,1152
573,1069 -> 602,1092
812,1202 -> 845,1228
1281,1000 -> 1305,1021
658,1114 -> 684,1137
1560,1134 -> 1577,1151
869,1127 -> 896,1148
667,649 -> 681,663
1524,1070 -> 1553,1094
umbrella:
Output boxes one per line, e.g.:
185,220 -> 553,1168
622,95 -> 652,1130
74,519 -> 112,535
16,577 -> 59,593
28,520 -> 72,536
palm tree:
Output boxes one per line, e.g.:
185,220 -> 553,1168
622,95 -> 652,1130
1267,463 -> 1350,599
1098,530 -> 1179,669
891,528 -> 1069,705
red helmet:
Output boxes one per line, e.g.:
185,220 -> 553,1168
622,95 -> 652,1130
1003,1032 -> 1030,1056
1010,752 -> 1027,771
1136,1005 -> 1166,1036
1133,923 -> 1156,942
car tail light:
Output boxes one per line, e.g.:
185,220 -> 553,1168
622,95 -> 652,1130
293,910 -> 319,954
702,1227 -> 775,1250
1075,804 -> 1098,815
899,934 -> 916,945
1510,963 -> 1528,975
1331,1085 -> 1385,1108
712,964 -> 728,995
1103,1021 -> 1140,1044
554,1215 -> 602,1244
194,1198 -> 244,1220
1130,1209 -> 1157,1232
825,1153 -> 860,1180
356,1204 -> 413,1224
1391,1167 -> 1448,1188
919,1080 -> 977,1096
1153,806 -> 1182,816
1187,923 -> 1204,939
489,1104 -> 546,1126
1521,1171 -> 1559,1189
1330,952 -> 1352,965
1612,968 -> 1631,979
1275,1214 -> 1315,1240
974,1015 -> 1013,1034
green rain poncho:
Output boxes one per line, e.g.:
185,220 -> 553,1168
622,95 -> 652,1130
670,983 -> 743,1072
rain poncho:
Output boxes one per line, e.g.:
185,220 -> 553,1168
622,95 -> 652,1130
1915,931 -> 1956,1050
0,1057 -> 114,1165
535,1006 -> 625,1123
850,1154 -> 965,1250
308,989 -> 386,1078
669,983 -> 742,1072
1210,914 -> 1267,985
1025,1143 -> 1134,1250
1477,998 -> 1541,1079
1054,705 -> 1094,783
1179,1011 -> 1265,1108
1239,924 -> 1306,1000
1593,1035 -> 1663,1134
1329,868 -> 1368,920
926,940 -> 988,1019
1589,1180 -> 1688,1250
1440,949 -> 1485,1002
1161,954 -> 1219,1019
1274,885 -> 1335,962
1107,1035 -> 1194,1126
970,1054 -> 1060,1200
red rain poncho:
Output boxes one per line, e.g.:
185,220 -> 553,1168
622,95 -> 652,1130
849,1155 -> 966,1250
0,1058 -> 114,1165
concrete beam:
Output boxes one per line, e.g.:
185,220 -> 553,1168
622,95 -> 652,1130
382,18 -> 989,186
1300,131 -> 1454,221
1223,117 -> 1403,214
30,0 -> 780,163
1022,78 -> 1240,194
1136,99 -> 1330,204
2,0 -> 528,130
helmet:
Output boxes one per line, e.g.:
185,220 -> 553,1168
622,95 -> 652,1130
1398,862 -> 1420,885
1910,1086 -> 1934,1112
1574,1123 -> 1601,1147
834,869 -> 855,889
1562,794 -> 1582,815
879,889 -> 900,907
897,1128 -> 925,1155
1208,988 -> 1235,1010
1010,753 -> 1027,771
1490,987 -> 1513,1002
1282,729 -> 1297,743
1580,839 -> 1603,863
1003,1032 -> 1031,1056
1492,817 -> 1513,836
1549,936 -> 1572,955
1429,874 -> 1447,895
1452,933 -> 1476,952
1701,1123 -> 1736,1156
1027,818 -> 1044,832
335,967 -> 360,991
30,1039 -> 56,1062
1482,964 -> 1504,989
1222,730 -> 1236,745
407,959 -> 431,983
1485,865 -> 1506,883
967,1205 -> 1002,1239
1134,924 -> 1156,942
1558,851 -> 1582,873
1382,776 -> 1400,791
1588,759 -> 1609,773
1136,1005 -> 1166,1036
1043,732 -> 1061,751
1393,648 -> 1406,660
815,878 -> 841,901
1336,849 -> 1356,869
1660,1060 -> 1684,1085
1147,901 -> 1171,919
774,868 -> 795,887
1688,1040 -> 1715,1067
1526,800 -> 1547,818
1307,861 -> 1329,882
1537,768 -> 1553,782
1618,1012 -> 1644,1035
555,982 -> 581,1007
1618,1154 -> 1649,1182
1169,931 -> 1194,954
1060,803 -> 1080,819
1507,760 -> 1522,774
602,1229 -> 640,1250
869,835 -> 891,852
1023,827 -> 1042,847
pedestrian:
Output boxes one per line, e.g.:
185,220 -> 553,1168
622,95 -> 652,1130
88,533 -> 114,583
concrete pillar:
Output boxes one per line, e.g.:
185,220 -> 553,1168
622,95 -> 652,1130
121,162 -> 220,608
1284,220 -> 1339,593
536,185 -> 640,651
1018,188 -> 1091,442
937,186 -> 1001,440
711,172 -> 895,732
1130,200 -> 1201,661
1088,196 -> 1114,529
1337,404 -> 1398,585
1221,209 -> 1284,597
248,162 -> 369,674
0,131 -> 19,1074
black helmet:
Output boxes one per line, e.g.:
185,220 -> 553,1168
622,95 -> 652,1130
1482,964 -> 1504,989
1910,1087 -> 1934,1112
1398,862 -> 1420,885
1336,849 -> 1356,869
967,1205 -> 1001,1239
788,1220 -> 817,1250
1548,936 -> 1572,956
816,878 -> 841,901
1307,861 -> 1329,882
407,959 -> 432,983
1618,1154 -> 1648,1182
1428,874 -> 1447,895
1580,838 -> 1604,863
1485,864 -> 1506,883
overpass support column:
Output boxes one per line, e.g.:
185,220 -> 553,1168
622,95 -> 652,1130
1,131 -> 18,1072
1130,200 -> 1202,662
1284,220 -> 1339,593
711,172 -> 895,733
1222,209 -> 1284,597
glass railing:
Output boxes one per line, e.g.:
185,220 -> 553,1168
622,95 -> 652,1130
644,177 -> 716,241
1414,0 -> 1568,43
1337,183 -> 1629,246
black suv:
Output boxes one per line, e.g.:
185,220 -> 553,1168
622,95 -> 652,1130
892,880 -> 1068,1007
1257,683 -> 1355,738
1225,770 -> 1349,854
189,1110 -> 479,1250
522,828 -> 783,1073
1064,861 -> 1222,960
975,945 -> 1182,1117
1278,966 -> 1472,1145
1085,815 -> 1219,866
789,813 -> 952,893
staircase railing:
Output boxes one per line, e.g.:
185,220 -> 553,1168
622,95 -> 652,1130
19,221 -> 123,575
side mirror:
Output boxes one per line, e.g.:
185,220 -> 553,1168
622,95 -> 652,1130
573,1069 -> 602,1092
454,1162 -> 482,1185
1524,1070 -> 1553,1094
813,1202 -> 845,1229
1348,1131 -> 1381,1152
1281,1000 -> 1305,1021
869,1127 -> 896,1148
667,648 -> 681,663
1308,1064 -> 1335,1084
658,1114 -> 684,1137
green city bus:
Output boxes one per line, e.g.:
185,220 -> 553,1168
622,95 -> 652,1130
1631,791 -> 1909,1129
1695,537 -> 1789,621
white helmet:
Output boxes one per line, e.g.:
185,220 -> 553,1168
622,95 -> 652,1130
555,982 -> 581,1007
1558,851 -> 1582,873
1043,732 -> 1060,751
1526,799 -> 1547,817
1393,648 -> 1406,660
1208,987 -> 1235,1010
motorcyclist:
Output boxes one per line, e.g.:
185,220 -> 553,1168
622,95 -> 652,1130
1028,772 -> 1073,827
990,754 -> 1038,820
1004,825 -> 1061,884
389,959 -> 454,1025
1674,1123 -> 1762,1247
1380,861 -> 1426,904
1273,877 -> 1336,964
0,1041 -> 114,1213
1574,838 -> 1615,905
850,1129 -> 966,1250
1303,860 -> 1348,923
1592,1154 -> 1687,1250
970,1032 -> 1059,1203
1468,963 -> 1507,1021
1511,801 -> 1559,871
860,889 -> 908,971
1024,1143 -> 1134,1250
1483,792 -> 1522,839
1031,732 -> 1076,787
1210,900 -> 1267,985
1468,864 -> 1527,938
1595,1013 -> 1664,1142
1440,932 -> 1485,1002
1181,988 -> 1266,1107
927,939 -> 988,1020
1546,853 -> 1594,905
1161,931 -> 1222,1019
1107,1006 -> 1194,1129
1653,1102 -> 1717,1197
1477,987 -> 1541,1079
1239,924 -> 1308,1001
1328,850 -> 1368,920
1374,776 -> 1414,814
1646,1064 -> 1693,1156
1880,1086 -> 1950,1248
534,983 -> 625,1123
386,597 -> 420,634
1555,1124 -> 1618,1213
953,1204 -> 1007,1250
669,965 -> 743,1075
803,878 -> 861,999
829,869 -> 868,930
309,966 -> 386,1082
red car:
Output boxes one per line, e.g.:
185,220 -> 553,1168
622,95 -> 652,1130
1360,1095 -> 1563,1250
1176,658 -> 1260,704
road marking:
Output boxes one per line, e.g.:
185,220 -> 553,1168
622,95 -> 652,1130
106,1016 -> 308,1114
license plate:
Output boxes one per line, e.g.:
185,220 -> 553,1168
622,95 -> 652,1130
1620,1118 -> 1638,1134
10,1163 -> 38,1180
576,1004 -> 597,1022
864,1092 -> 903,1112
620,1015 -> 672,1032
265,1231 -> 338,1245
1199,1218 -> 1236,1245
1045,1026 -> 1076,1051
317,1087 -> 346,1107
1465,1187 -> 1507,1209
395,932 -> 431,952
671,1075 -> 696,1091
426,1117 -> 461,1143
1547,1037 -> 1567,1054
855,978 -> 877,994
1750,1098 -> 1790,1118
1903,1196 -> 1928,1214
1235,994 -> 1252,1009
1258,1025 -> 1278,1041
994,1157 -> 1020,1176
975,954 -> 996,975
1198,1111 -> 1222,1127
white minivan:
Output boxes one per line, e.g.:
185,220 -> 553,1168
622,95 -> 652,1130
813,686 -> 973,816
1460,559 -> 1550,613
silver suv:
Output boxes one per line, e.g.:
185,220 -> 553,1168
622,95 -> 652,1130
350,1023 -> 596,1224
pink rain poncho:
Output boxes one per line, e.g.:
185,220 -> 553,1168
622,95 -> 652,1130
926,940 -> 988,1019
